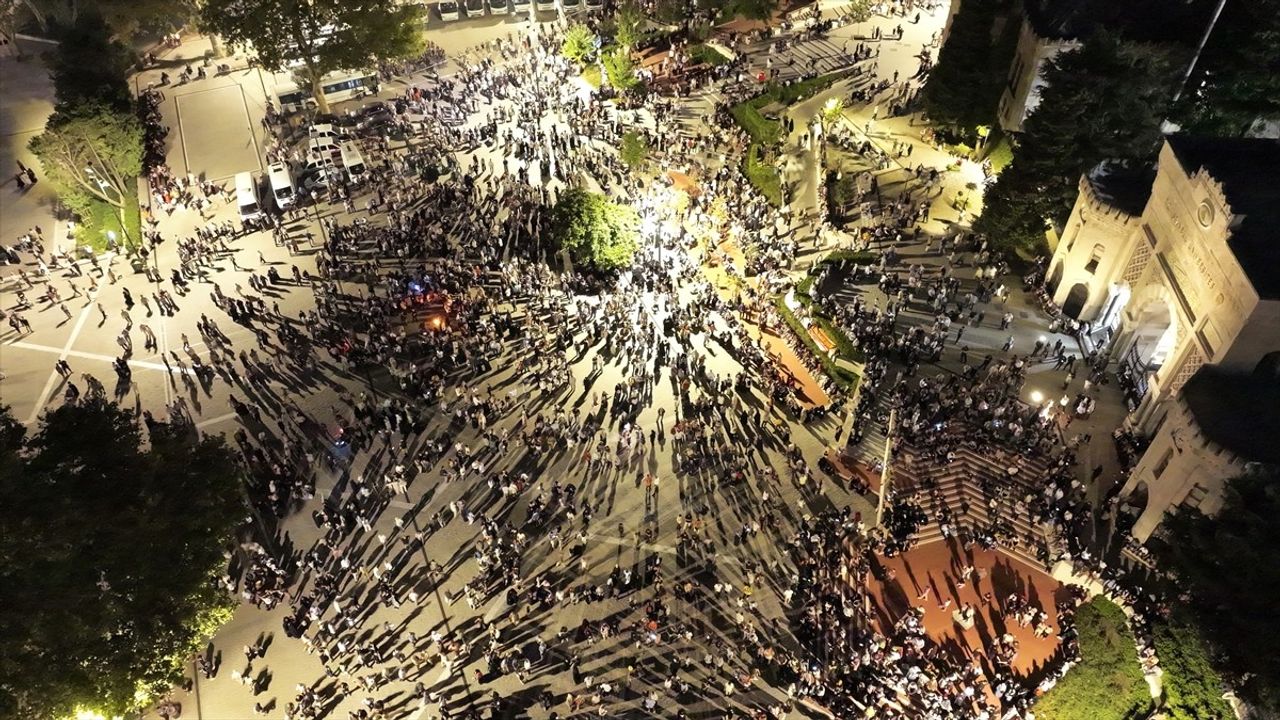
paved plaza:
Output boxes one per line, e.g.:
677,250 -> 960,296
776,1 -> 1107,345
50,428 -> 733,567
1,3 -> 1137,719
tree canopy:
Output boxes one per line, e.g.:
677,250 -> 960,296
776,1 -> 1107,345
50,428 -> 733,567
551,189 -> 639,272
0,401 -> 246,720
1152,613 -> 1235,720
1169,0 -> 1280,137
560,22 -> 597,65
198,0 -> 424,114
974,32 -> 1180,253
619,130 -> 649,171
45,12 -> 134,111
29,102 -> 144,247
1157,466 -> 1280,714
602,46 -> 641,92
1033,597 -> 1151,720
920,0 -> 1018,132
612,3 -> 643,50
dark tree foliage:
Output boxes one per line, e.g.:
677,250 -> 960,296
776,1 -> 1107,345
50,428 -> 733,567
1170,0 -> 1280,136
46,12 -> 134,112
921,0 -> 1019,131
975,32 -> 1181,253
0,402 -> 246,720
1152,613 -> 1235,720
1157,466 -> 1280,715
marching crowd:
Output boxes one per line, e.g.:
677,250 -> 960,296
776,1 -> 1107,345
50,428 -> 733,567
2,4 -> 1131,720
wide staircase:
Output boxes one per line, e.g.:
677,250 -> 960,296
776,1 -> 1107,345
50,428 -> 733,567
889,440 -> 1062,571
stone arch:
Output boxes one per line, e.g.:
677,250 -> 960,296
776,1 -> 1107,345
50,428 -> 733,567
1122,480 -> 1151,514
1061,282 -> 1090,319
1257,351 -> 1280,379
1120,279 -> 1183,367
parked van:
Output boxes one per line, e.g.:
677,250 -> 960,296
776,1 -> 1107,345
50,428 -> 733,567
340,143 -> 367,184
267,162 -> 296,210
235,172 -> 263,223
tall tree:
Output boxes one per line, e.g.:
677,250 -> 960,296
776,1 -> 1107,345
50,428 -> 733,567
96,0 -> 195,42
975,32 -> 1180,253
46,12 -> 133,111
198,0 -> 425,114
1169,0 -> 1280,136
921,0 -> 1018,132
550,189 -> 639,271
612,2 -> 643,50
602,46 -> 640,92
560,22 -> 596,65
1152,613 -> 1235,720
29,103 -> 143,248
1157,466 -> 1280,715
0,401 -> 246,720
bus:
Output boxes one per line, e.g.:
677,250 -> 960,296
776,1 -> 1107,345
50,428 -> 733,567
275,71 -> 379,113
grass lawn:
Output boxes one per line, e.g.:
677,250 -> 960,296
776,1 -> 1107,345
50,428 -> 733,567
581,65 -> 603,88
730,70 -> 856,145
743,142 -> 783,207
73,193 -> 141,254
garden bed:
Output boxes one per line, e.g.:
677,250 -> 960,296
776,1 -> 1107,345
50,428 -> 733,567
775,295 -> 858,390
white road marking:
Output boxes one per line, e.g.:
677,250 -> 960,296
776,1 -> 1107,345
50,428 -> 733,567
23,288 -> 99,425
10,341 -> 197,375
195,411 -> 239,429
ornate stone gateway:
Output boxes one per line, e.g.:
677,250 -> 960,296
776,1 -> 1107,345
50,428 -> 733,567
1044,138 -> 1279,434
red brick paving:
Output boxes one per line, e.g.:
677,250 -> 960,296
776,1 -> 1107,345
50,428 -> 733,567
867,540 -> 1067,679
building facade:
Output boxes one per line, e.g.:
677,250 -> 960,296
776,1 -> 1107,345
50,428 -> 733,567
1046,136 -> 1280,539
996,16 -> 1077,132
1119,366 -> 1279,542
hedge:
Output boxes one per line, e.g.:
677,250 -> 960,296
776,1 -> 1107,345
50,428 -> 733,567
774,295 -> 858,390
690,43 -> 730,66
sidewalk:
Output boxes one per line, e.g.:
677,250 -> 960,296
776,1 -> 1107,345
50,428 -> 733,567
0,38 -> 63,268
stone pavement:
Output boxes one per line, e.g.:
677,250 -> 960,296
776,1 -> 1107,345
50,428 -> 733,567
0,38 -> 63,271
0,5 -> 1137,718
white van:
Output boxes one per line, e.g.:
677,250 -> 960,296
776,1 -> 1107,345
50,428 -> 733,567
438,1 -> 461,20
534,0 -> 555,11
340,143 -> 367,184
235,172 -> 263,223
267,162 -> 296,210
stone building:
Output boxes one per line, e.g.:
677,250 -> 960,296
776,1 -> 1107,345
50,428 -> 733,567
1118,365 -> 1279,542
995,11 -> 1078,132
1045,135 -> 1280,539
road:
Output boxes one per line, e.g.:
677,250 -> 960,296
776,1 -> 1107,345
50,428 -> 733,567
0,3 -> 1132,718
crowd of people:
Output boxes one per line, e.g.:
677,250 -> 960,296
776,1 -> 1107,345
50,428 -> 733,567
1,4 -> 1155,720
